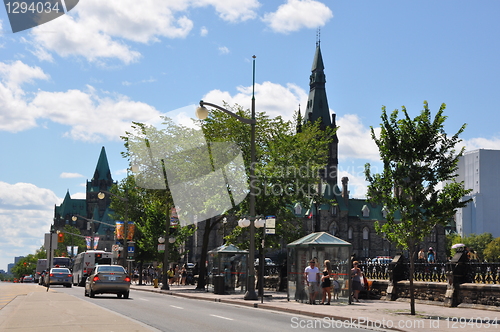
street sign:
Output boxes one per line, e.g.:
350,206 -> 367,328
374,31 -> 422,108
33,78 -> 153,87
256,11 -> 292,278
158,244 -> 165,253
265,228 -> 276,235
266,218 -> 276,228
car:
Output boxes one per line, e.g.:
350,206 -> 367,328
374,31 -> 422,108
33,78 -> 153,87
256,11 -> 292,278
254,258 -> 275,266
370,256 -> 393,265
21,275 -> 34,283
84,265 -> 131,299
45,268 -> 72,287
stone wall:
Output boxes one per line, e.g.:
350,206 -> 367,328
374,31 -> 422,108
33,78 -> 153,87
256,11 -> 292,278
369,279 -> 500,308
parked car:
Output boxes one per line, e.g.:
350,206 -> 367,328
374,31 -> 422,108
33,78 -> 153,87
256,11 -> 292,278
45,268 -> 72,287
370,256 -> 393,265
84,265 -> 130,299
254,258 -> 275,266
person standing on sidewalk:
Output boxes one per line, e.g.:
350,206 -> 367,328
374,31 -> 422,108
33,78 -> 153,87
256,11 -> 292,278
304,260 -> 320,305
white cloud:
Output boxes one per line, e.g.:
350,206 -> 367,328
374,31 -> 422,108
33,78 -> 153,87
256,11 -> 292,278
0,60 -> 164,140
0,61 -> 48,132
60,172 -> 84,178
218,46 -> 230,54
194,0 -> 260,22
0,182 -> 60,270
28,0 -> 260,64
32,85 -> 162,141
463,137 -> 500,152
262,0 -> 333,33
203,81 -> 308,122
337,114 -> 380,162
200,26 -> 208,36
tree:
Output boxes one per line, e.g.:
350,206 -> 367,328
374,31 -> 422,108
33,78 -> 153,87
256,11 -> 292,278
448,233 -> 493,261
483,237 -> 500,262
364,101 -> 472,315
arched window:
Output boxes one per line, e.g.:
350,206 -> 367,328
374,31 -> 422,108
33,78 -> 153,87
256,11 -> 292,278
363,227 -> 369,240
348,227 -> 353,240
329,222 -> 338,236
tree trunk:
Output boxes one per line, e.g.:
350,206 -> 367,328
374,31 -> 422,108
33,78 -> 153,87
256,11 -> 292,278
195,218 -> 220,290
409,248 -> 416,315
196,219 -> 211,289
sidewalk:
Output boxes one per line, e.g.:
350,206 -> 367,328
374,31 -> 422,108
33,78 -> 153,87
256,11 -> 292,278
131,282 -> 500,332
0,283 -> 159,332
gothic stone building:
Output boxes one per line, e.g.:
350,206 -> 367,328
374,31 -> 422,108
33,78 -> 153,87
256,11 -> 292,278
299,42 -> 446,262
53,147 -> 117,252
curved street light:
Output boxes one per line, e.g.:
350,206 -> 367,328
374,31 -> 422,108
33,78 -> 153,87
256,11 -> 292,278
195,55 -> 258,300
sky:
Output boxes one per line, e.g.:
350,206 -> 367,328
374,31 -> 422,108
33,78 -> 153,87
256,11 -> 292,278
1,0 -> 500,271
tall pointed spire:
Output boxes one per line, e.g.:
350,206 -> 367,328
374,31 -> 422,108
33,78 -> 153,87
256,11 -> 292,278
93,146 -> 111,182
303,42 -> 331,127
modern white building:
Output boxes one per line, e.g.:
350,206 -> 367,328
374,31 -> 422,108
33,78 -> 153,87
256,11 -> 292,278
455,149 -> 500,237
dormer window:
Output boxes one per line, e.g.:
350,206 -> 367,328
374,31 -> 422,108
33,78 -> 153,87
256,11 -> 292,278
382,206 -> 389,218
362,205 -> 370,217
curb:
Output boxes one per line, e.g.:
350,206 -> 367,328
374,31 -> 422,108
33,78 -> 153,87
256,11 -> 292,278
131,286 -> 405,331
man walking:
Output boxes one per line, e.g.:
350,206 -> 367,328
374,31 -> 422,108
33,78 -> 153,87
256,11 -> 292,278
304,259 -> 320,304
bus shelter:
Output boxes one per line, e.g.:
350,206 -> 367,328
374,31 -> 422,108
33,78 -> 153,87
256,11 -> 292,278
208,244 -> 248,294
287,232 -> 352,303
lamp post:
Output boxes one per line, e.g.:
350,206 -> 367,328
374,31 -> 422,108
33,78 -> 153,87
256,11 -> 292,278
98,191 -> 130,270
195,54 -> 258,300
72,215 -> 96,250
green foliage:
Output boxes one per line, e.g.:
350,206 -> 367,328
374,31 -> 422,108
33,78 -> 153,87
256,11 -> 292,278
365,102 -> 471,253
364,101 -> 472,315
447,233 -> 493,260
199,104 -> 335,248
484,237 -> 500,262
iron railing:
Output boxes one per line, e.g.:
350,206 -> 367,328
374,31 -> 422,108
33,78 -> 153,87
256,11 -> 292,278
358,262 -> 500,284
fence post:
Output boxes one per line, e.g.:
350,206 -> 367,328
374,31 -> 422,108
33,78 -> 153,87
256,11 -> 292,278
386,254 -> 406,301
444,250 -> 470,307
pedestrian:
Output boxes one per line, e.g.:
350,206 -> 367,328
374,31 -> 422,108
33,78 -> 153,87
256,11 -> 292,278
304,259 -> 320,305
427,247 -> 435,263
320,270 -> 331,305
418,249 -> 425,263
332,274 -> 340,301
174,264 -> 181,285
181,265 -> 187,285
351,261 -> 363,302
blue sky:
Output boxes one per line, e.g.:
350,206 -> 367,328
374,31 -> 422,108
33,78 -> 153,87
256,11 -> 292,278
1,0 -> 499,271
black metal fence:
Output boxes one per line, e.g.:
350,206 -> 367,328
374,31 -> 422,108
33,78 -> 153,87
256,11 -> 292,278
358,262 -> 500,284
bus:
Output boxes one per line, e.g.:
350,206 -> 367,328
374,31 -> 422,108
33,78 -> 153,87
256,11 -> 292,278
52,257 -> 71,268
72,250 -> 113,286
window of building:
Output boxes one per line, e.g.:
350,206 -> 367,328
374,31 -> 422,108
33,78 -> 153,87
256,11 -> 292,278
362,205 -> 370,217
348,227 -> 353,240
430,227 -> 436,242
362,227 -> 369,240
329,222 -> 338,236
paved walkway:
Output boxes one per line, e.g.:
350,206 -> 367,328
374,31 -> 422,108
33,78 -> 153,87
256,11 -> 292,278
0,282 -> 158,331
3,281 -> 500,331
131,282 -> 500,332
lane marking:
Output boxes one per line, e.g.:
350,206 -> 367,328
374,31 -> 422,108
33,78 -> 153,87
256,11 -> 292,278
139,298 -> 149,301
170,305 -> 183,309
210,314 -> 233,321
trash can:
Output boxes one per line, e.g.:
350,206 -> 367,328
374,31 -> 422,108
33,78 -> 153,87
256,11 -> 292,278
214,275 -> 225,294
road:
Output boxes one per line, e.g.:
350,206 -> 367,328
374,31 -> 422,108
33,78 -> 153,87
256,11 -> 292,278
56,285 -> 370,331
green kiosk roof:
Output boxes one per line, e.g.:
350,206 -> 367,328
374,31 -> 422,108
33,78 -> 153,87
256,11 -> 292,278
288,232 -> 351,247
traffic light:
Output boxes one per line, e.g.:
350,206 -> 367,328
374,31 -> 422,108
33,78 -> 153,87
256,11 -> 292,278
57,232 -> 64,243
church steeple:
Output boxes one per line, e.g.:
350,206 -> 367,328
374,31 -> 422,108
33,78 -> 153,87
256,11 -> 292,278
93,146 -> 112,182
303,42 -> 331,128
303,41 -> 339,186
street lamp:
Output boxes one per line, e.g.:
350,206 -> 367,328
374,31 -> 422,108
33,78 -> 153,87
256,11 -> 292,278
72,215 -> 96,250
98,191 -> 130,270
195,55 -> 258,300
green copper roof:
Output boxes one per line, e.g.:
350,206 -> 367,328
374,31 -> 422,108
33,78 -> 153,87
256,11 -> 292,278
93,146 -> 111,181
209,243 -> 248,254
54,190 -> 86,219
288,232 -> 351,247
